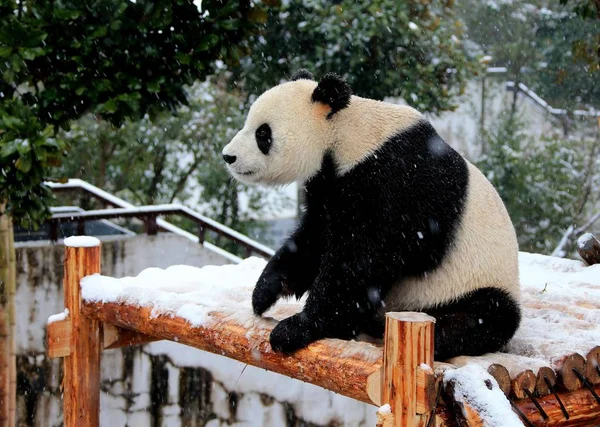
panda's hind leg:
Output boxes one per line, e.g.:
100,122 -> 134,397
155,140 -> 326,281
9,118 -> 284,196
425,287 -> 521,360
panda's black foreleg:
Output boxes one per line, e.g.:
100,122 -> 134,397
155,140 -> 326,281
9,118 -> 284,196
269,261 -> 381,353
252,227 -> 321,315
426,287 -> 521,360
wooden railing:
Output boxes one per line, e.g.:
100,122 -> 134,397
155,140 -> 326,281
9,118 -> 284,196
46,241 -> 600,427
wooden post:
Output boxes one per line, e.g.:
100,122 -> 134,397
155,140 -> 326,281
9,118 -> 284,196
381,312 -> 436,427
63,237 -> 102,427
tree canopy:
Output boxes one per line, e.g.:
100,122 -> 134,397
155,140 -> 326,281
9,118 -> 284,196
0,0 -> 268,226
233,0 -> 478,114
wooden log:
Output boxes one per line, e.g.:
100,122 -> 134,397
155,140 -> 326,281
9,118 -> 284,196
517,383 -> 600,426
511,369 -> 536,400
444,380 -> 485,427
577,233 -> 600,266
381,312 -> 435,427
586,346 -> 600,385
102,324 -> 159,350
63,240 -> 102,427
556,354 -> 586,391
488,364 -> 511,396
535,367 -> 558,396
47,317 -> 72,358
82,300 -> 384,405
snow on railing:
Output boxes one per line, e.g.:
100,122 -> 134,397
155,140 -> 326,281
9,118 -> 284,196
505,81 -> 600,118
45,179 -> 275,263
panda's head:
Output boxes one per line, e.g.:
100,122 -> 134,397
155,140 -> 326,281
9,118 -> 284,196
222,70 -> 352,185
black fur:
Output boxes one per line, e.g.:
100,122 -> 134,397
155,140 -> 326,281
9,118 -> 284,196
311,73 -> 352,118
290,69 -> 314,81
252,120 -> 521,357
428,287 -> 521,360
255,123 -> 272,155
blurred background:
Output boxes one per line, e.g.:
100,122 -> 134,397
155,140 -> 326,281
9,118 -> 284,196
1,0 -> 599,425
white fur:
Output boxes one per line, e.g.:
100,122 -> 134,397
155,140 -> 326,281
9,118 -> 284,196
223,80 -> 330,185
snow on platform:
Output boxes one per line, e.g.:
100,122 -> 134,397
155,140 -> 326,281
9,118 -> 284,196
80,252 -> 600,369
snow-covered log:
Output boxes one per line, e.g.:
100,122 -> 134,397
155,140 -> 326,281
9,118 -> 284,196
577,233 -> 600,266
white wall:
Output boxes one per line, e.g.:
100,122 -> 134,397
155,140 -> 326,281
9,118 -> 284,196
16,233 -> 376,426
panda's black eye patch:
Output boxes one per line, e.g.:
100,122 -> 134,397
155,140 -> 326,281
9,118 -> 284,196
255,123 -> 272,155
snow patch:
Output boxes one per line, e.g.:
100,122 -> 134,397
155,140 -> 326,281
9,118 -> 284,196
443,365 -> 523,427
507,252 -> 600,365
81,257 -> 269,328
378,404 -> 391,414
577,232 -> 595,249
63,236 -> 101,248
48,309 -> 69,324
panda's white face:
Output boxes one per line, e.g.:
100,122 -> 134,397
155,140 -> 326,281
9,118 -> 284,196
222,80 -> 331,186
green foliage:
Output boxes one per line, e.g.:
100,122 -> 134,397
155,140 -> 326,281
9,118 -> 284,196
534,7 -> 600,109
476,112 -> 586,253
459,0 -> 600,109
0,98 -> 66,227
233,0 -> 478,114
0,0 -> 268,226
58,78 -> 289,255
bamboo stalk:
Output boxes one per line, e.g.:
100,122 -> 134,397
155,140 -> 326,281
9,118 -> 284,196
81,300 -> 384,405
381,312 -> 436,427
63,241 -> 102,427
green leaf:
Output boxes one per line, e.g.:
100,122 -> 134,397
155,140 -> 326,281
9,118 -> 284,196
15,154 -> 32,173
0,46 -> 13,57
0,141 -> 19,158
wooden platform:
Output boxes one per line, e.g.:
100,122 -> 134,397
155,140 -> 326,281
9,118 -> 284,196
46,239 -> 600,427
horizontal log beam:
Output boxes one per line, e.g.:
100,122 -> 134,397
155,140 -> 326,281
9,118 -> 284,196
81,300 -> 383,405
48,318 -> 160,358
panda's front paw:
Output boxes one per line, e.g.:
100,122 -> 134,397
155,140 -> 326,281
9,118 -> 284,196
252,272 -> 284,316
270,313 -> 318,354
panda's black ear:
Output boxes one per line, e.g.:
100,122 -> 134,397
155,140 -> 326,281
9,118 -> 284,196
311,73 -> 352,118
290,69 -> 314,81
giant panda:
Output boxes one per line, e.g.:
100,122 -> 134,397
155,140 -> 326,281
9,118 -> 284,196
222,70 -> 520,360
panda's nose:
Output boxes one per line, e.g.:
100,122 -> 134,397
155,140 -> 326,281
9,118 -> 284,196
223,154 -> 237,164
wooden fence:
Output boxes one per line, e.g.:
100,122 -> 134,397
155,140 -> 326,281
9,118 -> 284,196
46,241 -> 600,427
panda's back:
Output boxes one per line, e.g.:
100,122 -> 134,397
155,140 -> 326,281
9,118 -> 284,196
385,160 -> 520,311
305,115 -> 519,310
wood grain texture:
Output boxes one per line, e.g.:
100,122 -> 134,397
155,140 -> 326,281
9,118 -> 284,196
63,245 -> 102,427
47,318 -> 72,358
81,300 -> 384,405
535,366 -> 558,396
488,364 -> 511,396
511,369 -> 536,399
381,312 -> 435,427
586,346 -> 600,385
102,324 -> 159,350
556,354 -> 586,391
518,383 -> 600,426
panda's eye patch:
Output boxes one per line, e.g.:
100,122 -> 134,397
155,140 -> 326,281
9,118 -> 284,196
255,123 -> 272,155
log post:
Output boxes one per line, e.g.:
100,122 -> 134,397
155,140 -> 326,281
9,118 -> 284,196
63,237 -> 102,427
577,233 -> 600,266
381,312 -> 436,427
